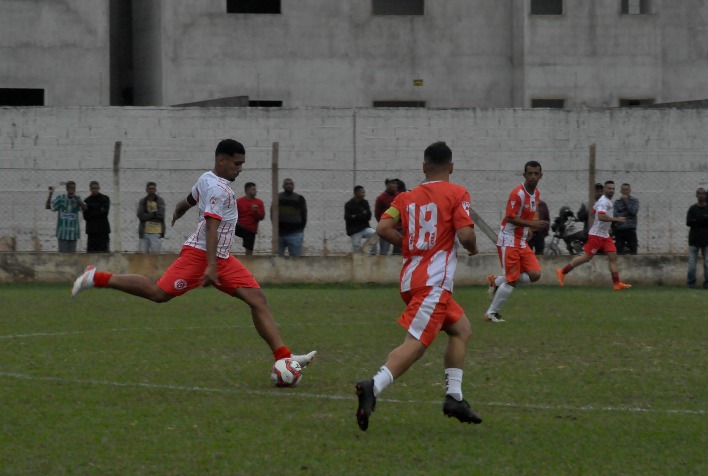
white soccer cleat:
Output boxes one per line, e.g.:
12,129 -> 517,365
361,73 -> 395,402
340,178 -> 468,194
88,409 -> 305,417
483,312 -> 505,323
290,350 -> 317,369
71,265 -> 96,298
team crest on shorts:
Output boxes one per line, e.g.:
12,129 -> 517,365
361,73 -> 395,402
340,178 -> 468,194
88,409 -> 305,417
174,279 -> 188,290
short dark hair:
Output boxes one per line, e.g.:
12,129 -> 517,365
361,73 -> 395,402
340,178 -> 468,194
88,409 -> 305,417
621,183 -> 630,187
424,141 -> 452,166
604,180 -> 615,186
215,139 -> 245,156
90,181 -> 99,187
354,185 -> 364,193
147,181 -> 156,188
66,181 -> 76,187
244,182 -> 256,191
524,160 -> 542,173
594,183 -> 604,191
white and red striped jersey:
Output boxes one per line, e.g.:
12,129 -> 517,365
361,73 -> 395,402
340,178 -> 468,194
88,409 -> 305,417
588,195 -> 614,238
183,171 -> 237,259
383,181 -> 474,293
496,184 -> 539,249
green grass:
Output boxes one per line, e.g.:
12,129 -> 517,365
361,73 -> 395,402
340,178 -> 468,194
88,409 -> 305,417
1,283 -> 706,475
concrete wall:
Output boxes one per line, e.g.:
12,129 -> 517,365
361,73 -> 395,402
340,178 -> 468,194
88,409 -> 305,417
0,0 -> 110,105
0,106 -> 706,255
0,252 -> 695,287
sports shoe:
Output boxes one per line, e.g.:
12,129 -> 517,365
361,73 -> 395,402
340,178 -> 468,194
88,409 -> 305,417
483,312 -> 505,323
613,282 -> 632,291
486,274 -> 498,301
71,265 -> 96,298
291,350 -> 317,369
556,268 -> 565,287
355,379 -> 376,431
443,395 -> 482,424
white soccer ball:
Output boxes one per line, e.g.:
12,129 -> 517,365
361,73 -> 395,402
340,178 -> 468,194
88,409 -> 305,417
271,358 -> 303,387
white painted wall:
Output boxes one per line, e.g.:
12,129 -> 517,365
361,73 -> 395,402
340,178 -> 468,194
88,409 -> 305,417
0,106 -> 705,256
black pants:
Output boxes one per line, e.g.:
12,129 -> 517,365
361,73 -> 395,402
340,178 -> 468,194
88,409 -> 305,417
614,228 -> 637,255
87,234 -> 110,253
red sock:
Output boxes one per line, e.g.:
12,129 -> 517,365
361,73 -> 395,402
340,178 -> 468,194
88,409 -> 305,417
94,271 -> 112,287
562,264 -> 573,275
273,345 -> 292,361
611,272 -> 620,284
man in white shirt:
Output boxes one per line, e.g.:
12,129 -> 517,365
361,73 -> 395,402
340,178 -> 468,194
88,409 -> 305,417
71,139 -> 316,368
555,181 -> 632,291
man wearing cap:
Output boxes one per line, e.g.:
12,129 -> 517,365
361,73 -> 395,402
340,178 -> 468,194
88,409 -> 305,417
375,178 -> 400,255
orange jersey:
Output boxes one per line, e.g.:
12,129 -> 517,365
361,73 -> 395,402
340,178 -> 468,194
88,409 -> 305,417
496,184 -> 540,249
383,181 -> 474,293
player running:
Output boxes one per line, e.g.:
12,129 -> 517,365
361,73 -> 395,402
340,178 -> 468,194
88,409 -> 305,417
71,140 -> 316,369
355,141 -> 482,431
556,180 -> 632,290
485,161 -> 549,323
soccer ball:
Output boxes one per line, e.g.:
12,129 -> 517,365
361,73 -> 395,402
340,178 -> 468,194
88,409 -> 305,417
271,358 -> 303,387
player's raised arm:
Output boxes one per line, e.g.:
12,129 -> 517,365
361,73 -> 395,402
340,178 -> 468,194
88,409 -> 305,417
171,193 -> 196,226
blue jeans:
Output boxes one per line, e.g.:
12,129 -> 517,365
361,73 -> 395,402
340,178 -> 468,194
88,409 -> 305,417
687,245 -> 708,288
279,232 -> 304,257
139,234 -> 162,254
351,227 -> 377,254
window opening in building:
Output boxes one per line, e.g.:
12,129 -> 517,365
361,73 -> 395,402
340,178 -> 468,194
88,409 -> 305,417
227,0 -> 281,14
621,0 -> 652,14
248,100 -> 283,107
373,101 -> 426,108
530,0 -> 563,15
372,0 -> 424,16
618,98 -> 655,107
531,98 -> 565,108
0,88 -> 44,106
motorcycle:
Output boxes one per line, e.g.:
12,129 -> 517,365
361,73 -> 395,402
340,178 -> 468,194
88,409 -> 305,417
545,206 -> 586,256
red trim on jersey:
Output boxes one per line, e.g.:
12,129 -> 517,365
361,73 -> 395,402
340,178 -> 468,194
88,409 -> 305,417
204,212 -> 222,220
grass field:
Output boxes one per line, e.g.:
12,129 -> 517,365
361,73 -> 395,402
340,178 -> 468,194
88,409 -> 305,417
1,283 -> 706,475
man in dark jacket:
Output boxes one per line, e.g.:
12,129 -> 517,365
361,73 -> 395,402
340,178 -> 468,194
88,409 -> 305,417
83,181 -> 111,252
137,182 -> 166,253
276,178 -> 307,256
374,178 -> 400,255
345,186 -> 377,254
686,187 -> 708,289
613,183 -> 640,254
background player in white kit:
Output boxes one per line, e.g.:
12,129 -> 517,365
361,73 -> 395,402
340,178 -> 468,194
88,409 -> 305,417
556,180 -> 632,291
71,139 -> 316,368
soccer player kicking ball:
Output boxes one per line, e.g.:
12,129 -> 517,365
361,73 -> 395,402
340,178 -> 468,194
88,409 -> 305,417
355,141 -> 482,432
484,161 -> 549,323
556,180 -> 632,291
71,140 -> 316,370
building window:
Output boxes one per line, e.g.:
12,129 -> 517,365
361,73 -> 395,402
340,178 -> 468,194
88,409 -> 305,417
621,0 -> 652,15
531,98 -> 565,108
618,98 -> 655,107
373,101 -> 426,108
248,100 -> 283,107
227,0 -> 281,14
530,0 -> 563,15
373,0 -> 424,16
0,88 -> 44,106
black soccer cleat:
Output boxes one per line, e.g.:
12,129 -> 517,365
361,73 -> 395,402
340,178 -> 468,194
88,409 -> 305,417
443,395 -> 483,424
355,379 -> 376,431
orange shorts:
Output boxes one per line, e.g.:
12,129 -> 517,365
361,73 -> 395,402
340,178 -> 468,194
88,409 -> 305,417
583,235 -> 616,256
397,286 -> 464,347
497,245 -> 540,283
157,246 -> 260,296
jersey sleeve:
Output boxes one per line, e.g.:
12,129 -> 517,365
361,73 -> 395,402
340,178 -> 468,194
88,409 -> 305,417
381,194 -> 403,222
505,190 -> 522,218
203,184 -> 224,221
453,189 -> 474,230
595,199 -> 608,215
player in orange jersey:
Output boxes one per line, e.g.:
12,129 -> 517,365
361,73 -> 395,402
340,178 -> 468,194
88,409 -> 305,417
355,141 -> 483,431
485,161 -> 549,323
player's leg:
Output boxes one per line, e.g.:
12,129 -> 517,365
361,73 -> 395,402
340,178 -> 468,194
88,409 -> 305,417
485,246 -> 519,322
442,311 -> 482,424
607,250 -> 632,290
71,265 -> 174,302
556,237 -> 598,286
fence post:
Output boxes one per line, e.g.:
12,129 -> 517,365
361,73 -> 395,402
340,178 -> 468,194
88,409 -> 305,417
113,141 -> 122,252
271,142 -> 279,255
588,143 -> 596,230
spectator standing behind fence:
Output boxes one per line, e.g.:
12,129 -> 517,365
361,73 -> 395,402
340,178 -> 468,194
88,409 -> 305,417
613,183 -> 639,255
375,178 -> 400,255
345,185 -> 377,255
235,182 -> 265,256
686,187 -> 708,289
527,198 -> 550,255
83,181 -> 111,253
276,178 -> 307,257
46,181 -> 86,253
137,182 -> 166,253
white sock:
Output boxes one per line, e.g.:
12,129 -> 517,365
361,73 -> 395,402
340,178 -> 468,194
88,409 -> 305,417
494,275 -> 506,287
445,368 -> 463,401
487,282 -> 514,314
518,272 -> 531,285
372,366 -> 394,397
